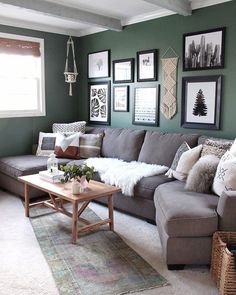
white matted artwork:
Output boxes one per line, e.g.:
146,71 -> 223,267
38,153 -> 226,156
89,81 -> 110,125
88,50 -> 110,78
113,86 -> 129,112
181,76 -> 222,130
133,87 -> 159,126
137,49 -> 157,82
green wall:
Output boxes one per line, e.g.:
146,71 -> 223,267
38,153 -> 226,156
78,1 -> 236,139
0,25 -> 79,156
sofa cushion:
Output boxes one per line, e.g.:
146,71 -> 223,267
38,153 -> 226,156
133,175 -> 174,200
138,131 -> 199,167
101,128 -> 145,162
154,181 -> 218,237
0,155 -> 70,178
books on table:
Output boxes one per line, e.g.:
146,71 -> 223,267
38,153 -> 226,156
39,170 -> 64,183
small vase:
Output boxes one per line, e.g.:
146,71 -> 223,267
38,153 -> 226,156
72,180 -> 84,194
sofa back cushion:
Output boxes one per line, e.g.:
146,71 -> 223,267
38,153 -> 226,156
138,131 -> 199,167
101,128 -> 146,162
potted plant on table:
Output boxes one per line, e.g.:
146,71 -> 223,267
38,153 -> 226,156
60,164 -> 95,194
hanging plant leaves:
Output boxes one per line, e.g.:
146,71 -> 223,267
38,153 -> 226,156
100,105 -> 106,118
98,88 -> 106,103
91,98 -> 99,117
92,89 -> 97,97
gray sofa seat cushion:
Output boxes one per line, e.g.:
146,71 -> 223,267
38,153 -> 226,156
138,131 -> 199,167
0,155 -> 70,178
134,175 -> 174,200
101,128 -> 145,162
154,181 -> 218,237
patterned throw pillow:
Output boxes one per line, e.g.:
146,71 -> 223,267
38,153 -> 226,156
52,121 -> 86,134
165,142 -> 190,178
201,139 -> 232,159
54,133 -> 80,159
36,132 -> 57,156
212,151 -> 236,197
230,139 -> 236,156
79,134 -> 103,159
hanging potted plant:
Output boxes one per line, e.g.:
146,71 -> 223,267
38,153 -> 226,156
60,164 -> 95,194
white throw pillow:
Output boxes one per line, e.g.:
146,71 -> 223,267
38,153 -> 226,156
172,144 -> 202,181
229,139 -> 236,157
36,132 -> 57,157
212,151 -> 236,197
52,121 -> 86,134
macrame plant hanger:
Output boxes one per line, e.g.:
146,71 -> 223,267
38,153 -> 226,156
64,36 -> 78,96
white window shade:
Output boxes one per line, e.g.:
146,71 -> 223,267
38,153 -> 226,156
0,33 -> 45,118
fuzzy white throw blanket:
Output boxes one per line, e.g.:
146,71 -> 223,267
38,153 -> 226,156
85,158 -> 168,196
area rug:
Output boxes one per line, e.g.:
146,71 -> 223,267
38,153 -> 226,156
29,205 -> 168,295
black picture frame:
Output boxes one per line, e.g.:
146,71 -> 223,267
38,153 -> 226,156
113,86 -> 129,112
137,49 -> 157,82
183,27 -> 226,71
181,75 -> 222,130
112,58 -> 134,83
88,50 -> 110,79
88,81 -> 111,125
133,86 -> 159,126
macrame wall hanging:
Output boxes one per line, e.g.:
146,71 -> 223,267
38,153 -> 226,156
160,47 -> 179,120
64,36 -> 78,96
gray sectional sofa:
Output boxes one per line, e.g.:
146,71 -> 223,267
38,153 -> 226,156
0,126 -> 235,270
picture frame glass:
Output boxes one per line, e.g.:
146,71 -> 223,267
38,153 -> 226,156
186,81 -> 216,124
88,51 -> 109,78
89,83 -> 109,124
114,61 -> 131,81
114,86 -> 128,112
138,52 -> 154,80
133,87 -> 157,125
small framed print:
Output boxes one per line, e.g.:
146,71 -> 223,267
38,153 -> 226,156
88,81 -> 110,125
133,86 -> 159,126
112,58 -> 134,83
183,27 -> 226,71
88,50 -> 110,78
113,86 -> 129,112
181,75 -> 222,130
137,49 -> 157,82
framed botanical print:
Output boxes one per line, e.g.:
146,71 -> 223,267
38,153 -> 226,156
88,81 -> 110,125
113,86 -> 129,112
133,86 -> 159,126
183,27 -> 226,71
137,49 -> 157,82
181,75 -> 222,130
88,50 -> 110,78
112,58 -> 134,83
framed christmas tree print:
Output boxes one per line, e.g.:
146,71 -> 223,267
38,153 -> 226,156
181,76 -> 222,130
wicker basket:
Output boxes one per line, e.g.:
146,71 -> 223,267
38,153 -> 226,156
211,231 -> 236,295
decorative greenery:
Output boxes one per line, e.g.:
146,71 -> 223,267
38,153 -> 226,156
60,164 -> 95,184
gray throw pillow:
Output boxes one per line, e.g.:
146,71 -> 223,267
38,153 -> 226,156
185,155 -> 220,194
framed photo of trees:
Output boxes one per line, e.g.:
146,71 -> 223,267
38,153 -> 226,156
181,76 -> 222,130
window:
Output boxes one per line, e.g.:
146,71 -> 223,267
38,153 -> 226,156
0,33 -> 45,118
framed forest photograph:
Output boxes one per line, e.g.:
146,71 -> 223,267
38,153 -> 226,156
88,81 -> 110,125
183,27 -> 226,71
181,76 -> 222,130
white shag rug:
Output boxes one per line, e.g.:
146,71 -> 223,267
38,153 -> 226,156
86,157 -> 168,196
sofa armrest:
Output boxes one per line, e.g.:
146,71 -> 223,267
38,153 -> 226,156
217,190 -> 236,231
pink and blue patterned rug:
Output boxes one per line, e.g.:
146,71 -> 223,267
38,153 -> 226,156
30,205 -> 168,295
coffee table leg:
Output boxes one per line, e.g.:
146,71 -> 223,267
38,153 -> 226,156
72,200 -> 79,244
108,195 -> 114,231
24,183 -> 30,217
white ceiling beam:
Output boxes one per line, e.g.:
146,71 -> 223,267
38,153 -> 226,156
0,0 -> 123,31
143,0 -> 192,16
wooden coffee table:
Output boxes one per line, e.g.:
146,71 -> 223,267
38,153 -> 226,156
18,174 -> 121,244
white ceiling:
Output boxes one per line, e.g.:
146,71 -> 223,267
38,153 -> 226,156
0,0 -> 232,37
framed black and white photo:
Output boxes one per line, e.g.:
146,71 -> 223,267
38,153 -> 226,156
183,27 -> 225,71
113,86 -> 129,112
133,86 -> 159,126
181,76 -> 222,130
88,50 -> 110,78
137,49 -> 157,82
112,58 -> 134,83
88,81 -> 110,125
